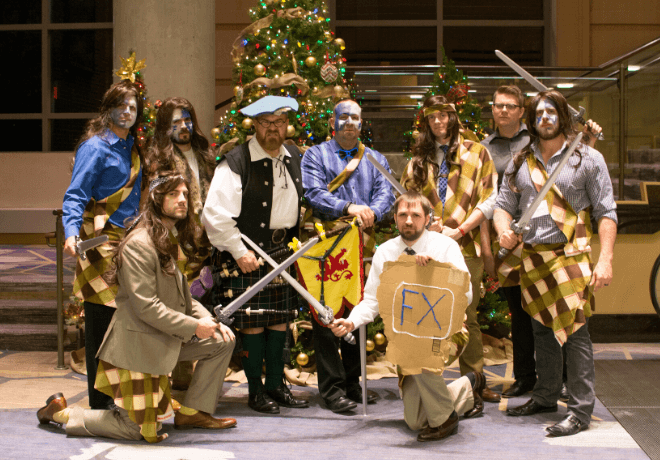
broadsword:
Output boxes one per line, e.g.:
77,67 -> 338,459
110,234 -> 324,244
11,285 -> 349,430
495,50 -> 604,141
497,132 -> 583,259
74,235 -> 109,260
211,236 -> 319,326
241,233 -> 356,345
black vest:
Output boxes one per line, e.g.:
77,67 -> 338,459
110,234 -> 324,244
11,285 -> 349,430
222,142 -> 303,252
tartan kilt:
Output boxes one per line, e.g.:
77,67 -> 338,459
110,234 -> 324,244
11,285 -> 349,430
209,251 -> 298,329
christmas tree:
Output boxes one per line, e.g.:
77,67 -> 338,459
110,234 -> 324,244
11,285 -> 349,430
212,0 -> 350,155
403,48 -> 489,157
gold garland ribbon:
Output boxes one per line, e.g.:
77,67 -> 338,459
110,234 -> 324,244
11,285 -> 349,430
245,73 -> 310,95
313,85 -> 349,99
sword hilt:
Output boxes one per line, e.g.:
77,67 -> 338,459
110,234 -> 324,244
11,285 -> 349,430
496,221 -> 529,259
316,305 -> 356,345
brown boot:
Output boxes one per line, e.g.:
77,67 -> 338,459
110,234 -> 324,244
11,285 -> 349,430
174,411 -> 237,430
37,393 -> 67,425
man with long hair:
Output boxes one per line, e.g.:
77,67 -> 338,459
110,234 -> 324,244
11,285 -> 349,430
494,90 -> 616,436
330,191 -> 486,442
400,95 -> 500,403
203,96 -> 309,414
62,79 -> 144,410
300,98 -> 395,413
38,172 -> 237,442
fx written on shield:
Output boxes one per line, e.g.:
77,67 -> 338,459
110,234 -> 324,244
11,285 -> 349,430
377,256 -> 470,375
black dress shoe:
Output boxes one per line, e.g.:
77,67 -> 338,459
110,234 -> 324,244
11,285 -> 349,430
546,414 -> 588,437
559,383 -> 569,402
506,399 -> 557,416
502,380 -> 536,398
464,371 -> 485,418
417,411 -> 458,442
248,392 -> 280,414
346,388 -> 378,404
266,384 -> 309,408
325,396 -> 357,413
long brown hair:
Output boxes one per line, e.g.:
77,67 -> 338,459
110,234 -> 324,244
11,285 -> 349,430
145,97 -> 215,179
72,80 -> 144,165
505,89 -> 583,193
105,171 -> 204,285
408,95 -> 462,192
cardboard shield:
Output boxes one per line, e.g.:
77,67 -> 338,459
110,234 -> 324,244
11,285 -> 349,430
377,255 -> 470,375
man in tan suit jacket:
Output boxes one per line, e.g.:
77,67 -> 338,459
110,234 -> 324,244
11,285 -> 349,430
38,173 -> 236,443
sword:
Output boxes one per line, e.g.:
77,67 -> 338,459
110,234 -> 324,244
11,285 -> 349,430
366,153 -> 406,195
211,236 -> 319,326
241,234 -> 356,345
495,50 -> 604,141
74,235 -> 109,260
497,132 -> 584,259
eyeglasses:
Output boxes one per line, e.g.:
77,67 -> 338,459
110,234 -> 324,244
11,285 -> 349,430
493,103 -> 521,111
256,118 -> 287,128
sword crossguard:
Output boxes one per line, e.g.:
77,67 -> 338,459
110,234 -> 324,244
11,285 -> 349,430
212,305 -> 235,327
74,236 -> 87,261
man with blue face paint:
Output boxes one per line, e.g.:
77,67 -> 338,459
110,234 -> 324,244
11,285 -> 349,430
62,79 -> 144,410
494,90 -> 617,437
301,98 -> 395,413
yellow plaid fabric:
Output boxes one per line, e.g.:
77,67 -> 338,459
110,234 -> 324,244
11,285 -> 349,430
73,148 -> 141,306
326,142 -> 366,193
401,135 -> 496,258
95,360 -> 173,443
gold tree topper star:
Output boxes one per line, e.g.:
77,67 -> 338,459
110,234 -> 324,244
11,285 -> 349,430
115,51 -> 146,82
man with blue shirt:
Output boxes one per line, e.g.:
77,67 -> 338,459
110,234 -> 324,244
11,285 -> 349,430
62,79 -> 143,410
301,98 -> 395,413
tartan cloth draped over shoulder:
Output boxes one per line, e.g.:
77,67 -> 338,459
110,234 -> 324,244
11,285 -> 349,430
72,148 -> 141,307
95,360 -> 173,443
401,135 -> 495,258
496,153 -> 594,344
326,142 -> 365,193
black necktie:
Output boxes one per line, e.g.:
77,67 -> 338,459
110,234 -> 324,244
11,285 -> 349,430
337,147 -> 358,161
404,247 -> 416,255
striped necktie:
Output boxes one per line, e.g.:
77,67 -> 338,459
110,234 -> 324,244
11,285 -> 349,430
437,145 -> 449,204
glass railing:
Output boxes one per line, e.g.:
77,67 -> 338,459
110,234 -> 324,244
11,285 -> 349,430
346,37 -> 660,203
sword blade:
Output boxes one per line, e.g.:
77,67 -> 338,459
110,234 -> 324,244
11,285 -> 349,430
516,132 -> 584,229
242,233 -> 356,344
214,236 -> 319,319
76,235 -> 109,259
366,153 -> 406,195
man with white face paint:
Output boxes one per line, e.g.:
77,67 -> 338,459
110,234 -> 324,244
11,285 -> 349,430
62,79 -> 144,410
494,90 -> 617,437
301,98 -> 395,413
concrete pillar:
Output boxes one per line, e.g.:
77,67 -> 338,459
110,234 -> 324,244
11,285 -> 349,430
114,0 -> 216,135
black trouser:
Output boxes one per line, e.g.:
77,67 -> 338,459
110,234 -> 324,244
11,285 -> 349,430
502,286 -> 537,386
311,309 -> 361,403
83,301 -> 116,409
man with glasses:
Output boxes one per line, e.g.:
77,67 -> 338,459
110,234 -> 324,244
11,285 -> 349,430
202,96 -> 309,414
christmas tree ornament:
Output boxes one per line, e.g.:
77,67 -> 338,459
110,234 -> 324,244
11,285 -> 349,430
286,124 -> 295,137
296,352 -> 309,366
241,117 -> 253,130
412,129 -> 420,139
374,332 -> 386,346
333,37 -> 346,50
230,102 -> 238,110
366,340 -> 375,352
333,85 -> 344,97
324,31 -> 332,42
230,127 -> 238,135
254,63 -> 266,76
326,135 -> 332,141
211,127 -> 221,139
305,56 -> 317,67
320,52 -> 338,83
115,51 -> 147,83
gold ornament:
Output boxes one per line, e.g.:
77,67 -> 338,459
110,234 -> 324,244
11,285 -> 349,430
366,340 -> 375,352
286,125 -> 295,137
412,129 -> 420,139
296,352 -> 309,366
115,51 -> 147,83
374,332 -> 386,346
333,85 -> 345,97
305,56 -> 317,67
230,127 -> 238,135
242,118 -> 253,130
326,135 -> 332,141
211,127 -> 221,139
324,31 -> 332,42
254,63 -> 266,76
230,102 -> 238,110
333,37 -> 346,50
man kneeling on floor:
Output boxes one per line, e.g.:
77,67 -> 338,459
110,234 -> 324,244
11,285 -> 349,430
330,191 -> 486,442
37,172 -> 236,443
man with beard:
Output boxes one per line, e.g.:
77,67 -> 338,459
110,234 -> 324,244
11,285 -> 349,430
39,173 -> 237,443
330,191 -> 486,442
202,96 -> 309,414
301,98 -> 395,413
494,90 -> 616,436
62,80 -> 143,410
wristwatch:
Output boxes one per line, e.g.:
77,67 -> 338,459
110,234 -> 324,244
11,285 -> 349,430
342,202 -> 353,216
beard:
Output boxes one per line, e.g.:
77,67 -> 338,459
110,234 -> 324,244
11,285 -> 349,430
171,131 -> 191,145
537,124 -> 560,140
258,130 -> 285,151
399,226 -> 425,243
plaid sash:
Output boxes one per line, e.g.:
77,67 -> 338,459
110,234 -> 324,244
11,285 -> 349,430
72,147 -> 141,306
95,360 -> 173,443
401,135 -> 495,258
326,142 -> 366,193
497,153 -> 594,344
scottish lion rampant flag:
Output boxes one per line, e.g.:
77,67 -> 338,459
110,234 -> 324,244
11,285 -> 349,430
295,223 -> 364,325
